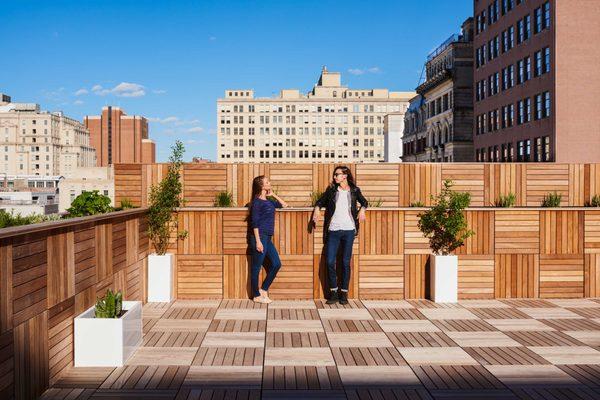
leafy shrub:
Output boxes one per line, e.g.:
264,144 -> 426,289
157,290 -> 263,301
0,209 -> 53,228
369,198 -> 383,207
541,192 -> 562,207
119,198 -> 136,209
148,141 -> 185,255
310,190 -> 323,207
214,191 -> 235,207
409,201 -> 425,207
495,193 -> 516,207
67,190 -> 113,217
586,195 -> 600,207
418,180 -> 474,255
94,289 -> 123,318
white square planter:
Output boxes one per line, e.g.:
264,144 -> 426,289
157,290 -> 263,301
148,253 -> 174,302
74,300 -> 142,367
430,255 -> 458,303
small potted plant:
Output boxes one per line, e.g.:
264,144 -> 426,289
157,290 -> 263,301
418,180 -> 474,303
74,289 -> 142,367
147,141 -> 185,302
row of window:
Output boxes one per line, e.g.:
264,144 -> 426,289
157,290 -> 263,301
221,104 -> 403,114
222,149 -> 380,159
220,114 -> 387,125
476,0 -> 549,36
475,136 -> 551,162
475,47 -> 551,102
475,3 -> 551,68
476,91 -> 551,135
229,137 -> 380,148
221,126 -> 384,136
427,92 -> 453,119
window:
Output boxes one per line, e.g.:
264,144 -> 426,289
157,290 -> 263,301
543,2 -> 551,29
543,136 -> 551,161
544,91 -> 551,117
535,93 -> 543,120
544,47 -> 551,74
525,97 -> 531,123
534,6 -> 543,34
534,50 -> 543,77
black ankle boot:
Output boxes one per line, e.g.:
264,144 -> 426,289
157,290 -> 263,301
326,290 -> 339,304
339,290 -> 349,305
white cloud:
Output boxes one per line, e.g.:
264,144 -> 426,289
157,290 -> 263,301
91,84 -> 103,92
153,89 -> 167,94
148,116 -> 179,124
74,88 -> 88,96
348,67 -> 382,76
89,82 -> 145,97
73,99 -> 84,105
187,127 -> 204,133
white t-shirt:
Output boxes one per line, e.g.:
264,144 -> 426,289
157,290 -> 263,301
329,187 -> 356,231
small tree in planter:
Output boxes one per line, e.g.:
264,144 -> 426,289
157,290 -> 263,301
147,140 -> 185,302
418,180 -> 474,302
74,289 -> 142,367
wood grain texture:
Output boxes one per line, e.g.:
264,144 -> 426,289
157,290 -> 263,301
495,254 -> 539,298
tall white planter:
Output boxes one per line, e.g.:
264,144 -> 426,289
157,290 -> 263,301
430,255 -> 458,303
74,301 -> 142,367
148,253 -> 174,302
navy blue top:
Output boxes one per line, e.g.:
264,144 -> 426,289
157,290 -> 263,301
250,197 -> 282,236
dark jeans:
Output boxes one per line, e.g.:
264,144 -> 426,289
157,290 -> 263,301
325,229 -> 355,291
249,235 -> 282,298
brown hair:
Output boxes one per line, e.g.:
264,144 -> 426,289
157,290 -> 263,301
330,165 -> 356,188
251,175 -> 266,200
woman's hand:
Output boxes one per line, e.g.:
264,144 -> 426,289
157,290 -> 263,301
312,212 -> 319,224
256,240 -> 264,253
266,189 -> 273,196
358,208 -> 366,221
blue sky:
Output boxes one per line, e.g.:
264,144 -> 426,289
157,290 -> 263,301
1,0 -> 471,162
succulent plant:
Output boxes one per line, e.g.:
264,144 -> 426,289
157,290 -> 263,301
94,289 -> 123,318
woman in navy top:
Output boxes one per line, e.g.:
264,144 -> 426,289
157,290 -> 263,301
249,175 -> 288,303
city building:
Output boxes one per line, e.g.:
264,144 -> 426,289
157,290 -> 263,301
84,106 -> 156,166
58,166 -> 114,212
0,175 -> 62,215
402,95 -> 428,162
217,67 -> 414,163
403,18 -> 475,162
0,99 -> 96,177
473,0 -> 600,162
191,157 -> 214,163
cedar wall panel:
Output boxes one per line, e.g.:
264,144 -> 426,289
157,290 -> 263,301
458,256 -> 495,299
115,163 -> 600,207
0,210 -> 147,399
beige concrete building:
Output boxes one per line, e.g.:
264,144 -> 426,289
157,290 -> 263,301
0,98 -> 96,177
217,68 -> 414,163
58,166 -> 114,212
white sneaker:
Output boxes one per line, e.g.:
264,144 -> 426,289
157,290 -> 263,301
253,295 -> 272,304
259,289 -> 273,303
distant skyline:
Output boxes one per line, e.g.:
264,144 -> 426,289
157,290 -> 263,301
1,0 -> 471,162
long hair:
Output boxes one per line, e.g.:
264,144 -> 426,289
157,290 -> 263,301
330,165 -> 356,188
251,175 -> 266,200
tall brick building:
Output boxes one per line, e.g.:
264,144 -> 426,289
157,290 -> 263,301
473,0 -> 600,162
84,106 -> 155,166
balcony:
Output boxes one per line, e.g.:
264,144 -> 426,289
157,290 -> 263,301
2,162 -> 600,399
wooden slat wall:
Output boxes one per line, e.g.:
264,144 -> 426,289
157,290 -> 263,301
0,210 -> 148,400
171,208 -> 600,303
115,163 -> 600,208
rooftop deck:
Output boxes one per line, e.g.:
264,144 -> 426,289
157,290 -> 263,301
43,298 -> 600,400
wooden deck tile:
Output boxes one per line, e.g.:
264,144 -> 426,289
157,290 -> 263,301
207,319 -> 266,333
262,366 -> 342,390
315,299 -> 364,309
408,300 -> 463,309
192,347 -> 264,366
219,300 -> 267,309
264,348 -> 335,366
505,331 -> 585,347
419,308 -> 479,320
368,308 -> 425,320
268,300 -> 317,309
266,332 -> 328,348
484,365 -> 580,386
386,332 -> 456,347
175,388 -> 261,400
267,320 -> 324,333
539,319 -> 600,331
469,308 -> 531,319
150,319 -> 212,332
518,308 -> 583,319
170,300 -> 221,308
262,390 -> 346,399
163,308 -> 217,320
39,388 -> 96,399
568,308 -> 600,318
127,348 -> 197,366
317,309 -> 373,320
459,300 -> 511,308
500,299 -> 559,308
528,346 -> 600,365
361,300 -> 414,309
345,388 -> 433,400
558,364 -> 600,387
331,347 -> 406,366
377,320 -> 441,333
143,331 -> 205,347
337,366 -> 421,387
268,308 -> 319,320
446,332 -> 521,347
322,319 -> 382,333
463,347 -> 550,365
412,365 -> 505,390
182,366 -> 263,389
201,332 -> 264,348
213,309 -> 267,320
51,367 -> 114,388
398,347 -> 479,366
547,299 -> 600,308
433,319 -> 497,332
485,319 -> 555,332
510,387 -> 600,400
563,330 -> 600,346
99,365 -> 188,389
143,303 -> 171,319
326,332 -> 393,348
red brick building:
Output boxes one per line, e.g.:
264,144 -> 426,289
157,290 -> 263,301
473,0 -> 600,162
84,106 -> 155,166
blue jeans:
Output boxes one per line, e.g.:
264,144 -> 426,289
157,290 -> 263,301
326,229 -> 355,291
249,235 -> 282,298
